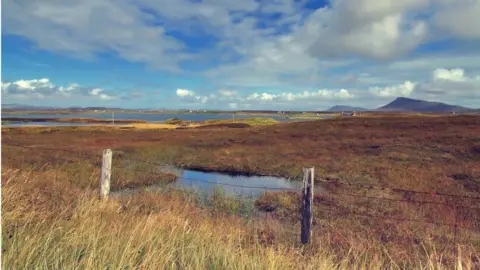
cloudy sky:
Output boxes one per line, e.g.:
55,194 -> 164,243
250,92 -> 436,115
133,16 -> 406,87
2,0 -> 480,110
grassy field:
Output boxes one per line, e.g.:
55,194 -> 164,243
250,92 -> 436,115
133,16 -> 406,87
2,114 -> 480,269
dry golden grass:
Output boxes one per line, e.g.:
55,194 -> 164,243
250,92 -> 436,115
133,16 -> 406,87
119,123 -> 179,130
2,166 -> 479,269
2,115 -> 480,268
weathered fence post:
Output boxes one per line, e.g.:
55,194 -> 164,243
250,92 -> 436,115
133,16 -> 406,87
301,167 -> 314,244
100,149 -> 112,199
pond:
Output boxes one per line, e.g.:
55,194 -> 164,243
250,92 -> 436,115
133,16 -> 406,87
113,166 -> 304,199
166,167 -> 302,198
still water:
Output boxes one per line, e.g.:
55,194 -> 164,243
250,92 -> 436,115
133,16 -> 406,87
3,122 -> 97,127
166,168 -> 301,198
3,113 -> 289,123
113,167 -> 302,199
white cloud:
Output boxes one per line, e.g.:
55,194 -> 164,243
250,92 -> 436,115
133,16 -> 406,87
176,88 -> 195,97
88,88 -> 118,100
2,78 -> 54,92
369,81 -> 416,97
247,93 -> 277,101
2,78 -> 119,101
59,83 -> 79,93
281,89 -> 354,100
90,88 -> 104,96
176,88 -> 212,104
367,68 -> 480,106
414,68 -> 480,100
432,68 -> 467,82
99,94 -> 117,100
306,0 -> 429,59
246,89 -> 353,101
3,0 -> 480,110
2,0 -> 187,71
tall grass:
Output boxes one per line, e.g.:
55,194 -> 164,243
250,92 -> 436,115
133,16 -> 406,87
2,167 -> 479,269
3,116 -> 480,268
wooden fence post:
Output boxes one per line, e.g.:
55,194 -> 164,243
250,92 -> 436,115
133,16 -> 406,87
100,149 -> 112,199
301,167 -> 314,244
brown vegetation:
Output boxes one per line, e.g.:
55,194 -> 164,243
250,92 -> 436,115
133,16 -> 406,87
3,114 -> 480,268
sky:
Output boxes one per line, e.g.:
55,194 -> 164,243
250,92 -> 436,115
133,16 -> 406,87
1,0 -> 480,110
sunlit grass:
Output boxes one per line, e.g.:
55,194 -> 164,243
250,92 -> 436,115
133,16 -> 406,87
2,115 -> 480,269
2,166 -> 479,269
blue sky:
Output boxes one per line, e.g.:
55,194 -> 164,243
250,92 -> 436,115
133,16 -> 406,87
2,0 -> 480,110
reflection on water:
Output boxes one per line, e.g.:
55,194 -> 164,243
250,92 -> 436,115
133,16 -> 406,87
162,166 -> 301,198
112,166 -> 303,198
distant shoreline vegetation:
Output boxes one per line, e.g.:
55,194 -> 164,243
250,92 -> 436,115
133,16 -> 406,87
1,117 -> 147,124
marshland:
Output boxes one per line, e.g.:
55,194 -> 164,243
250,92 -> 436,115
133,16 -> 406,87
2,114 -> 480,269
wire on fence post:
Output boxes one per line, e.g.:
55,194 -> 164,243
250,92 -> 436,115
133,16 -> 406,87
301,167 -> 314,244
100,149 -> 112,199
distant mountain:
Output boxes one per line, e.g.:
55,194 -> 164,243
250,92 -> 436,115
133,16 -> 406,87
327,105 -> 368,112
377,97 -> 472,112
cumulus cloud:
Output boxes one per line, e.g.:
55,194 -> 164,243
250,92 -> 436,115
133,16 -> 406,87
432,68 -> 467,82
367,68 -> 480,105
3,0 -> 480,109
247,93 -> 276,101
369,81 -> 416,97
414,68 -> 480,99
176,88 -> 210,104
90,88 -> 103,96
306,0 -> 429,59
89,88 -> 118,100
174,87 -> 355,110
1,78 -> 56,98
176,88 -> 195,97
246,89 -> 353,102
2,78 -> 119,101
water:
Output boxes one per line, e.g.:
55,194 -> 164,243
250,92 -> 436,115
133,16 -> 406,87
166,168 -> 301,198
3,122 -> 97,127
3,113 -> 289,123
114,166 -> 302,199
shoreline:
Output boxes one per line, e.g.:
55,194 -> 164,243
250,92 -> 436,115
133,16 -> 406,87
2,117 -> 147,124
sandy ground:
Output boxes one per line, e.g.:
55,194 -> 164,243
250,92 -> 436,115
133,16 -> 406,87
120,123 -> 183,129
